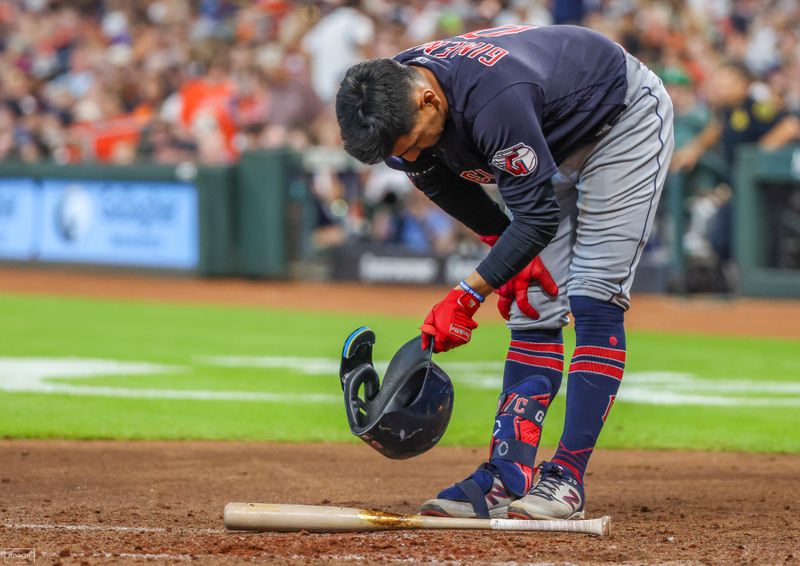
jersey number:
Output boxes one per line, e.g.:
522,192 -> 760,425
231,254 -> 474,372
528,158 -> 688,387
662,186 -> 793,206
460,25 -> 535,40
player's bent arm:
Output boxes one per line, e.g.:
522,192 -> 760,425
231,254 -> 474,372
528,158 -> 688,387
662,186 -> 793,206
386,153 -> 510,236
468,84 -> 561,289
475,180 -> 560,289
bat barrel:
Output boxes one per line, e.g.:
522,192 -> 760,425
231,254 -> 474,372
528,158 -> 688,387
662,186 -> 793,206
224,502 -> 426,532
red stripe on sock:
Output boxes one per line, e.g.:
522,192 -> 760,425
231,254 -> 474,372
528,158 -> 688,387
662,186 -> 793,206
569,361 -> 624,380
573,345 -> 626,362
558,441 -> 594,455
509,341 -> 564,354
506,351 -> 565,371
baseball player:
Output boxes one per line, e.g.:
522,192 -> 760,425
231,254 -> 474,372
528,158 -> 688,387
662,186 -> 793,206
336,24 -> 674,520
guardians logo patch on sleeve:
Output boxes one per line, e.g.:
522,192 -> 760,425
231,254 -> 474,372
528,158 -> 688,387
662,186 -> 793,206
492,143 -> 537,176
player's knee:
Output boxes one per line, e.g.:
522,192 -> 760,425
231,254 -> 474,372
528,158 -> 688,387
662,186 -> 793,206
569,295 -> 625,347
507,294 -> 570,330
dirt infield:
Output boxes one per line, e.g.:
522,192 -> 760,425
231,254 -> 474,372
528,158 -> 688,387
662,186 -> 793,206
1,267 -> 799,564
1,440 -> 798,565
1,267 -> 799,338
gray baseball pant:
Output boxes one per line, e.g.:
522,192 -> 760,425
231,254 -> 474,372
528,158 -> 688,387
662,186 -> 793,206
507,52 -> 676,331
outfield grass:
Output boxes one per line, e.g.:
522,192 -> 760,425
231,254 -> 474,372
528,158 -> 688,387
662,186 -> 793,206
1,294 -> 798,452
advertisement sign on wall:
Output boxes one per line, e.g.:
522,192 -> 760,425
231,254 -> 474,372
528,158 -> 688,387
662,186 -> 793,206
333,244 -> 484,286
0,178 -> 38,261
36,179 -> 199,269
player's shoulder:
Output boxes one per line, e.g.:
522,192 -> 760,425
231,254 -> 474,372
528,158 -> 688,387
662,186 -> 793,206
394,26 -> 549,114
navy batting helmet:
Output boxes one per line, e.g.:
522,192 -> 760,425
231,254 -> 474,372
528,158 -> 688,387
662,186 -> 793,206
339,327 -> 454,459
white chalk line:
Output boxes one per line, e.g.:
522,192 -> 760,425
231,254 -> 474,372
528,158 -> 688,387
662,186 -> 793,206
0,357 -> 338,403
199,356 -> 800,407
35,549 -> 569,564
37,552 -> 367,563
1,356 -> 799,407
36,551 -> 531,564
38,551 -> 199,561
2,522 -> 225,535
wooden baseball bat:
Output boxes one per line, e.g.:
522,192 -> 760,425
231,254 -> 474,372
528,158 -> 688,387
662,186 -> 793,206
224,503 -> 611,536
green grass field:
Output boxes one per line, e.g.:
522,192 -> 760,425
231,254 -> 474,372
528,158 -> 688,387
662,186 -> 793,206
1,293 -> 798,452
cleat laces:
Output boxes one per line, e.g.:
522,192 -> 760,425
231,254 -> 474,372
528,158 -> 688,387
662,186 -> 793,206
533,463 -> 565,501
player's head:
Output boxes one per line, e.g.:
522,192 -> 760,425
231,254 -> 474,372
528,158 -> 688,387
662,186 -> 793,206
336,59 -> 446,164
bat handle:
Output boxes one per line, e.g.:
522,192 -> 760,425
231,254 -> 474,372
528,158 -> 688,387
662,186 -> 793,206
490,515 -> 611,536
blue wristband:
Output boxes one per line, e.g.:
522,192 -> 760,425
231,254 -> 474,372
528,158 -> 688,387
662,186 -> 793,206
459,280 -> 485,303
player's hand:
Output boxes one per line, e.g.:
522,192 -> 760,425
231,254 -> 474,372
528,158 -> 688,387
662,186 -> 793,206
495,256 -> 558,320
420,289 -> 481,353
478,235 -> 558,320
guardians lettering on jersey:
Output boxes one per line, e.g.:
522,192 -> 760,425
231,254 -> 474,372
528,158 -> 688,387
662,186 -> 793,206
404,25 -> 534,67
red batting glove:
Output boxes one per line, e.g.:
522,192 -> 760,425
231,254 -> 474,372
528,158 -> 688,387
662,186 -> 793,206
420,289 -> 481,353
479,234 -> 558,320
496,257 -> 558,320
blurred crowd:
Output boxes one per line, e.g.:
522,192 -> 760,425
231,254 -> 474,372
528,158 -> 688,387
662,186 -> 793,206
1,0 -> 799,275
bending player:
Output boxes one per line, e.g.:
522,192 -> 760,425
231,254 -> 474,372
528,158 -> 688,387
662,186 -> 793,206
336,24 -> 674,520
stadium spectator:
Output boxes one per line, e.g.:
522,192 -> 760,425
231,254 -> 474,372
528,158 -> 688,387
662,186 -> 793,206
664,66 -> 710,151
301,0 -> 374,102
1,0 -> 800,262
672,60 -> 800,283
672,62 -> 800,176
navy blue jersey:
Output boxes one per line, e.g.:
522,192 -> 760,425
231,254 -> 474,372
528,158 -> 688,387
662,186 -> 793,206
388,25 -> 628,288
393,24 -> 627,196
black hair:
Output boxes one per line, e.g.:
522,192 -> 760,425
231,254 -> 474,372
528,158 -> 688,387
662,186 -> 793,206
335,59 -> 419,165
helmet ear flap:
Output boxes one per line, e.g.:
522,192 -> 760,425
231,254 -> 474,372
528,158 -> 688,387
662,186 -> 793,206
340,326 -> 376,390
343,363 -> 380,428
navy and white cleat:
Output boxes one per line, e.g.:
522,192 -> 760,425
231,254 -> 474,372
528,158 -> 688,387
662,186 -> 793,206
508,461 -> 585,520
420,466 -> 516,519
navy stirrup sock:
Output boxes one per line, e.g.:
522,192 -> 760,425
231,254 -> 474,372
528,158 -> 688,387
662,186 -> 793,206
552,296 -> 626,484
